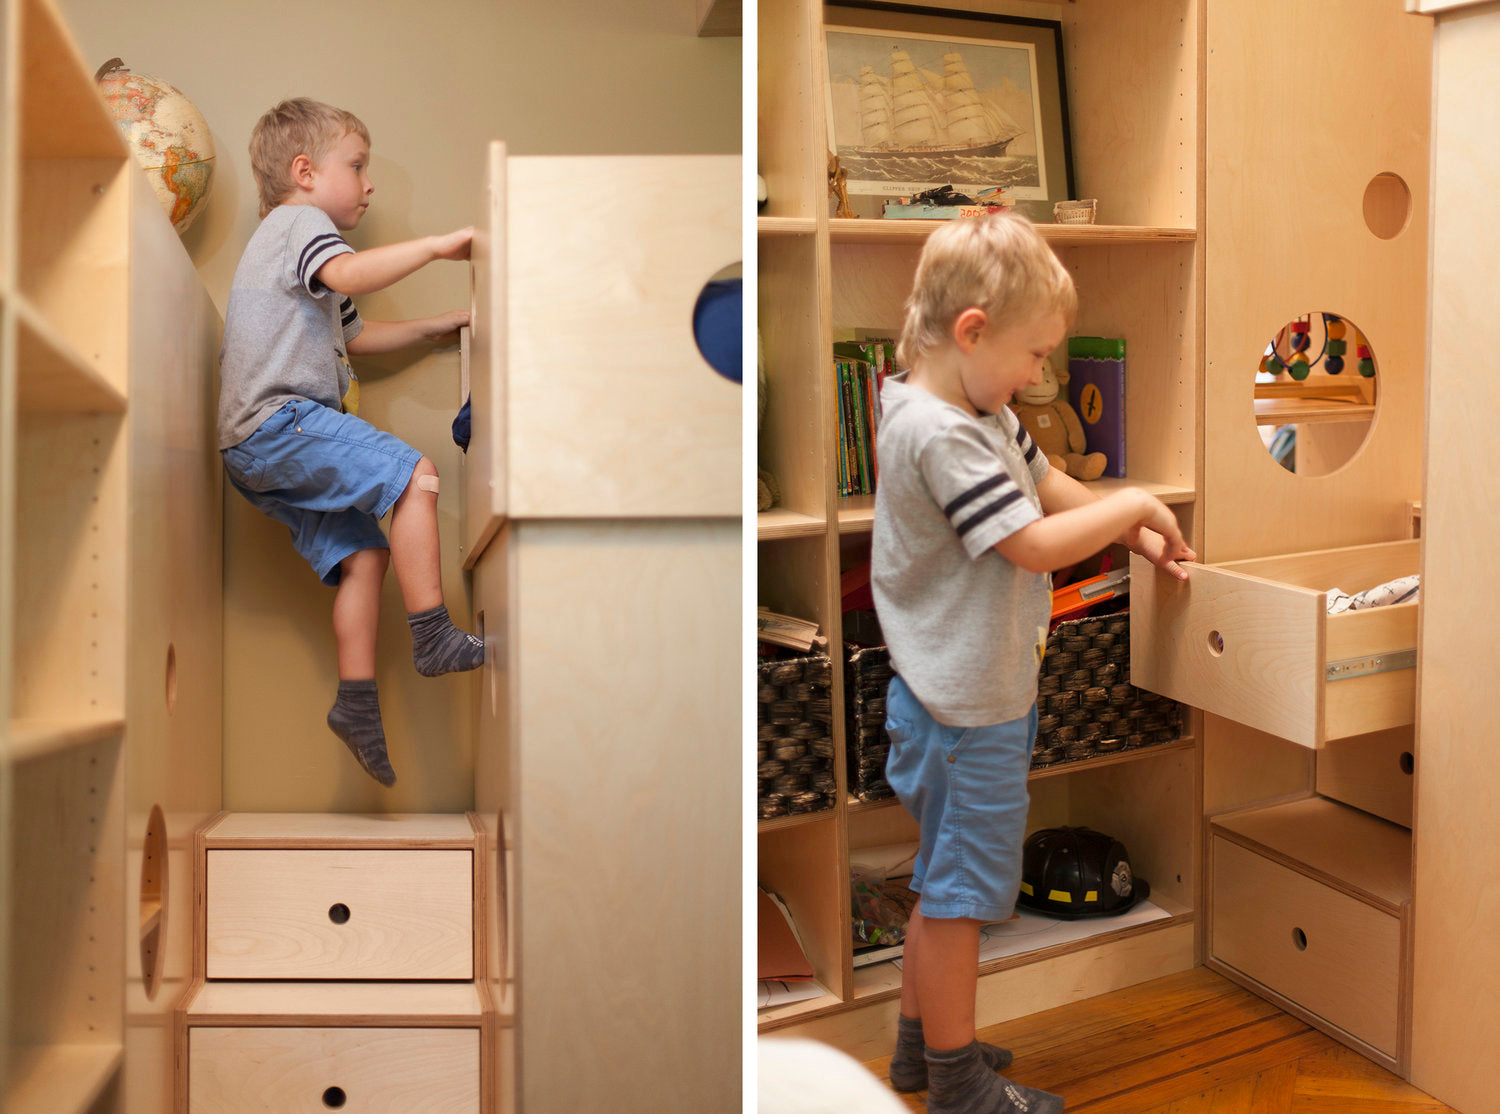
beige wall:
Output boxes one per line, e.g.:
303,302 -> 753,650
60,0 -> 740,811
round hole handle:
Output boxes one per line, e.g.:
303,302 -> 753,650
1292,927 -> 1308,951
328,903 -> 351,925
322,1085 -> 347,1108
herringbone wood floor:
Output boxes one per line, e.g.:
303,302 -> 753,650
865,968 -> 1457,1113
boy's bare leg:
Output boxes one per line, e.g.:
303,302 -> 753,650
332,547 -> 388,678
389,457 -> 484,676
389,457 -> 443,613
888,902 -> 1015,1093
326,548 -> 397,787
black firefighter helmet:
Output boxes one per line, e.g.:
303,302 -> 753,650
1017,826 -> 1149,919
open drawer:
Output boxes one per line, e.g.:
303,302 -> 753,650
1129,539 -> 1418,747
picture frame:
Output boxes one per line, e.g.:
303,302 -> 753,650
823,2 -> 1076,221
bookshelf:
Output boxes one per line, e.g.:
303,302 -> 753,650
1,2 -> 225,1111
756,0 -> 1203,1040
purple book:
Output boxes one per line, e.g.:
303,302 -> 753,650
1067,337 -> 1126,479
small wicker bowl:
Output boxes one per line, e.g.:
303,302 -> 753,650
1053,199 -> 1098,224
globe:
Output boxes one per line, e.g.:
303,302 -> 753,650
97,61 -> 215,235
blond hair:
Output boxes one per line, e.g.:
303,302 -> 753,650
249,98 -> 370,218
896,212 -> 1076,369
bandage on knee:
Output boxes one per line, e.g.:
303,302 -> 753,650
416,474 -> 439,494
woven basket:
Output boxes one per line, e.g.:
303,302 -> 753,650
1052,198 -> 1098,225
843,610 -> 1182,782
1032,609 -> 1182,766
758,651 -> 837,820
845,643 -> 898,802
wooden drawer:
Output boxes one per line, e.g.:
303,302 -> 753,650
206,850 -> 473,979
1210,836 -> 1400,1055
188,1026 -> 479,1112
1316,726 -> 1414,828
1131,540 -> 1418,747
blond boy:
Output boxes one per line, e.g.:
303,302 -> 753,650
872,214 -> 1194,1113
218,98 -> 481,787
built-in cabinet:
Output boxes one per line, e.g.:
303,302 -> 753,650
757,0 -> 1203,1048
464,143 -> 742,1113
757,0 -> 1442,1085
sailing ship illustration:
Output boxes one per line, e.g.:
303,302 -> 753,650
849,46 -> 1026,159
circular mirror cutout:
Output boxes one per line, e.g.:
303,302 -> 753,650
1364,173 -> 1411,240
692,262 -> 743,382
1255,313 -> 1378,476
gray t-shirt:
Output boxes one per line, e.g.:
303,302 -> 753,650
217,205 -> 364,449
871,376 -> 1053,727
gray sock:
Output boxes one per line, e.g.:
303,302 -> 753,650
925,1042 -> 1064,1114
408,605 -> 485,677
327,679 -> 397,787
890,1015 -> 1012,1092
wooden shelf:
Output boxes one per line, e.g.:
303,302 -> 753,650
758,215 -> 816,237
182,979 -> 487,1026
1254,396 -> 1376,426
757,506 -> 827,540
849,737 -> 1198,815
13,294 -> 127,414
1211,796 -> 1412,912
695,0 -> 740,36
758,807 -> 838,834
756,983 -> 842,1027
8,715 -> 125,763
832,479 -> 1194,538
829,219 -> 1196,247
5,1042 -> 123,1114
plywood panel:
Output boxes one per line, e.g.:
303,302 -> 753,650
510,519 -> 739,1113
1411,4 -> 1500,1109
1204,0 -> 1429,562
505,155 -> 741,520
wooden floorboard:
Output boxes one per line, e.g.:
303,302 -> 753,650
866,969 -> 1456,1113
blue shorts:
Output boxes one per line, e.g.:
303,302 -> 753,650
883,674 -> 1037,922
222,399 -> 422,586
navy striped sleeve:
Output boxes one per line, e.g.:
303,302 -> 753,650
296,231 -> 353,294
339,296 -> 363,344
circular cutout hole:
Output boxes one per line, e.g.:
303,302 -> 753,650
692,261 -> 742,382
328,903 -> 351,925
1400,751 -> 1415,775
1363,172 -> 1411,240
1207,630 -> 1224,656
139,804 -> 168,1000
1255,312 -> 1378,476
1292,927 -> 1308,951
322,1087 -> 347,1108
165,643 -> 177,716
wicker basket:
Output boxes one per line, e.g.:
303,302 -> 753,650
1052,198 -> 1098,225
758,651 -> 837,820
845,643 -> 898,802
843,609 -> 1182,783
1031,609 -> 1182,766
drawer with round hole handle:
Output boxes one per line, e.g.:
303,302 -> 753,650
205,849 -> 473,979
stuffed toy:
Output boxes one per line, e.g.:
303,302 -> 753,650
1009,358 -> 1106,481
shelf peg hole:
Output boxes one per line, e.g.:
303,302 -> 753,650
1292,927 -> 1308,951
1207,630 -> 1224,656
328,903 -> 351,925
1400,751 -> 1415,775
322,1086 -> 347,1108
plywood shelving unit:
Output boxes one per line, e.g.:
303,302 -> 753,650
1,1 -> 225,1111
756,0 -> 1203,1045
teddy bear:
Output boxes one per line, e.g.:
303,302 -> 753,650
1008,357 -> 1106,481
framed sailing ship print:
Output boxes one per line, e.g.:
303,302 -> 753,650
823,3 -> 1075,220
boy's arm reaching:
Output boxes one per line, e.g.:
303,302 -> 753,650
346,310 -> 469,355
316,226 -> 473,297
994,468 -> 1196,578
